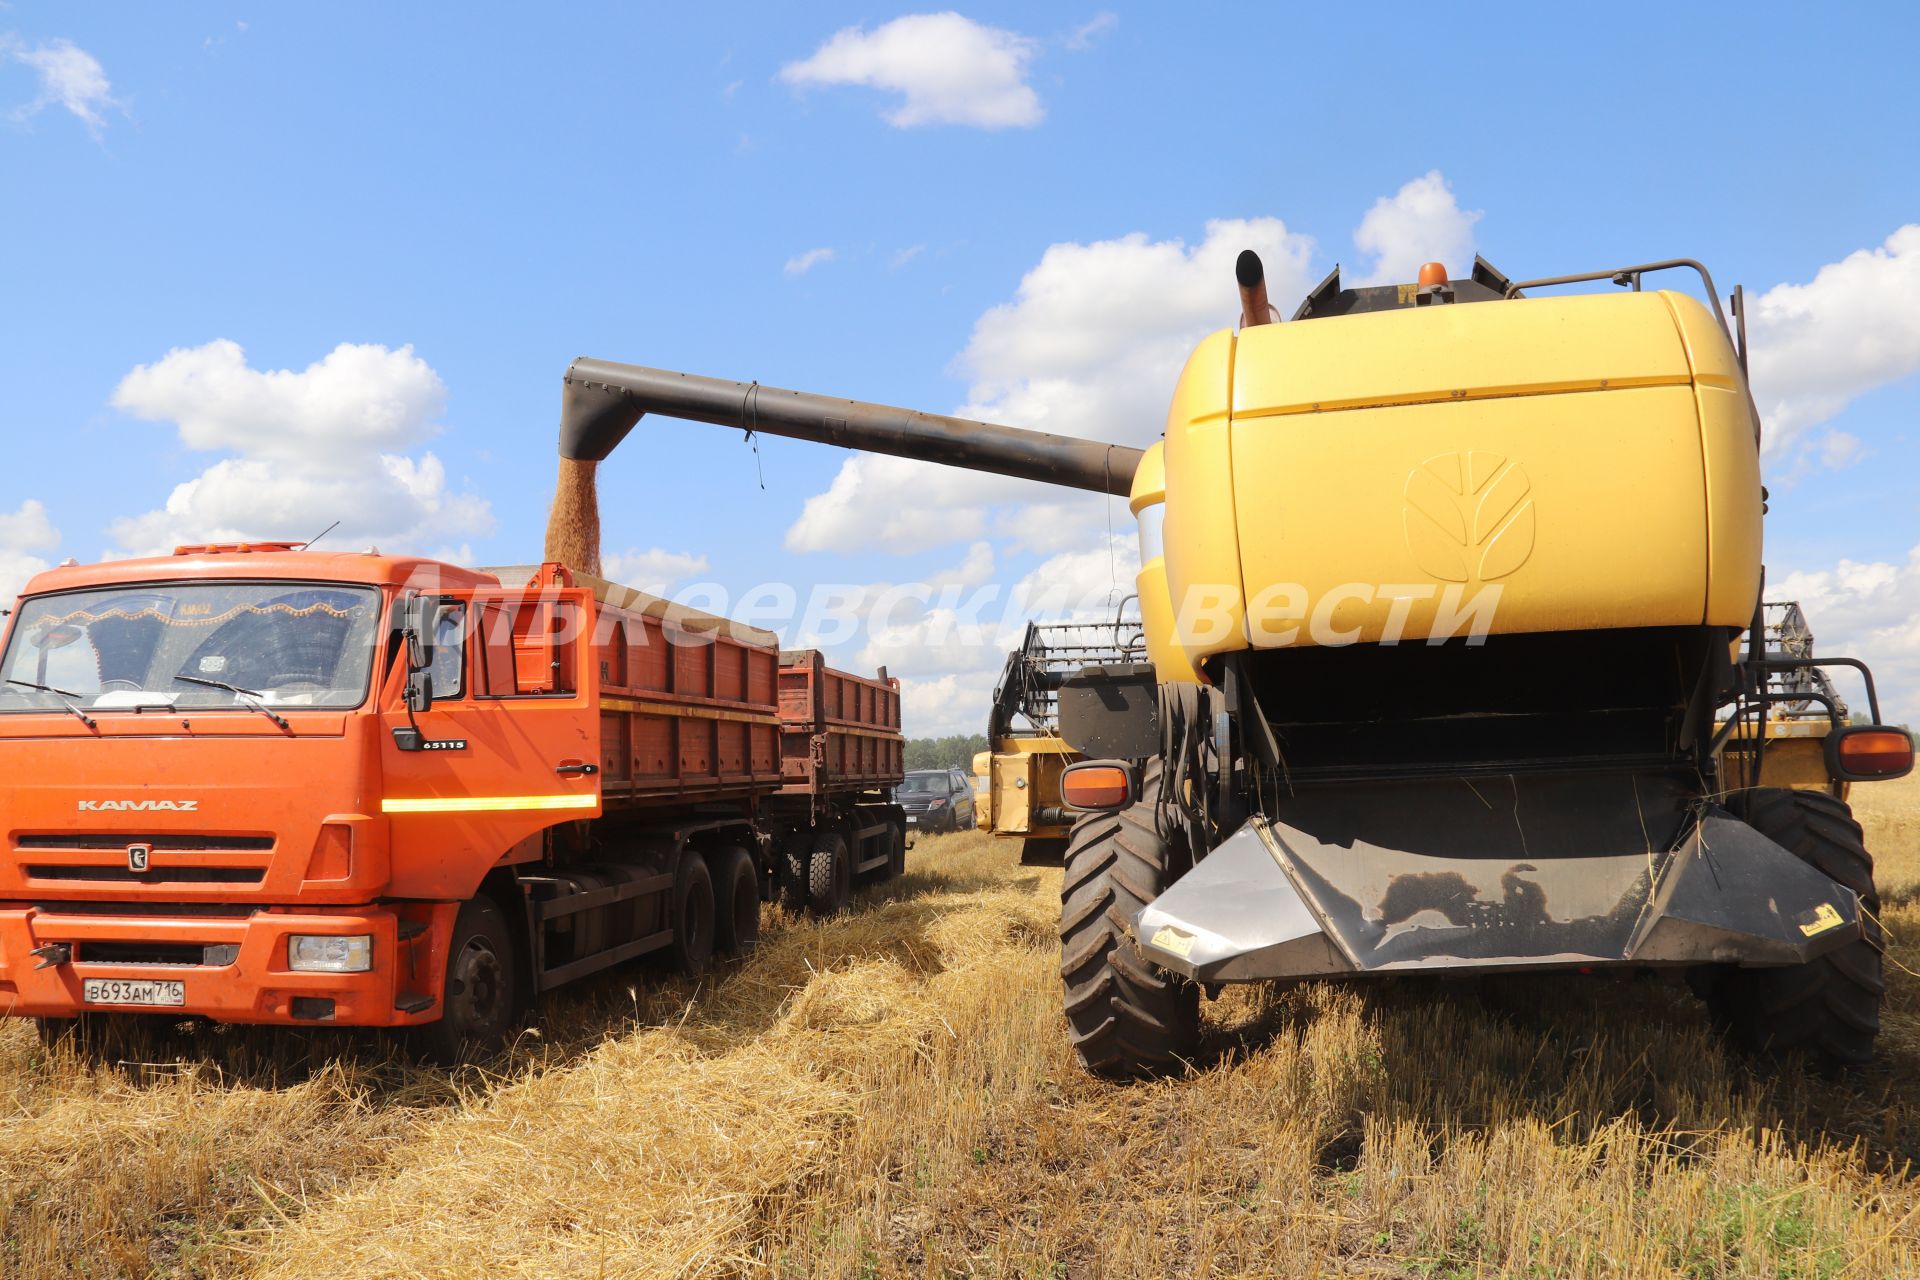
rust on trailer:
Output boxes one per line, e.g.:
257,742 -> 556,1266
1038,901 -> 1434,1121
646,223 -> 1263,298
776,651 -> 904,795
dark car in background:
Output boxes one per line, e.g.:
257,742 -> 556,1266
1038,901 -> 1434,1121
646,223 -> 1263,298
897,768 -> 976,833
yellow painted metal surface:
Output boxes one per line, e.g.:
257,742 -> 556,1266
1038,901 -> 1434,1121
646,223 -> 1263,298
1152,290 -> 1765,667
979,736 -> 1076,840
1127,442 -> 1198,684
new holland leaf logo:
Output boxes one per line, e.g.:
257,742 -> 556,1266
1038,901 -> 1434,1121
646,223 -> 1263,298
1403,451 -> 1536,583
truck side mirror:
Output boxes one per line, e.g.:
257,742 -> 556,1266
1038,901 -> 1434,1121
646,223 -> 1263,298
402,592 -> 432,673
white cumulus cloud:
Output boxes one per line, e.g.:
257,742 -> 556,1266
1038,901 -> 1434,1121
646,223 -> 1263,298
0,500 -> 61,603
5,35 -> 119,138
600,548 -> 710,594
1747,224 -> 1920,461
779,12 -> 1043,130
783,247 -> 836,277
107,340 -> 492,559
1772,548 -> 1920,725
784,216 -> 1315,555
1351,170 -> 1482,287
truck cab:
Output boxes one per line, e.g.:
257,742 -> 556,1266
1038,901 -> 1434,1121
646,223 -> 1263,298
0,543 -> 600,1046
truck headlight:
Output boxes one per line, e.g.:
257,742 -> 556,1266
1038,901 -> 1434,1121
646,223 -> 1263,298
289,934 -> 372,973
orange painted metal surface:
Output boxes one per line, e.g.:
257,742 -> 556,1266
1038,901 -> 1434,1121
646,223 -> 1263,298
0,550 -> 872,1028
775,650 -> 904,794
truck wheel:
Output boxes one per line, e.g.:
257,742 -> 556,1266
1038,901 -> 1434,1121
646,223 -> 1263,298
706,845 -> 761,957
412,896 -> 518,1065
672,852 -> 716,976
1703,787 -> 1883,1069
1059,758 -> 1199,1079
779,832 -> 811,915
808,831 -> 851,916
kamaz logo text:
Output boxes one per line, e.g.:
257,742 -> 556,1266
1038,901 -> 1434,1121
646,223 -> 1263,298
77,799 -> 200,812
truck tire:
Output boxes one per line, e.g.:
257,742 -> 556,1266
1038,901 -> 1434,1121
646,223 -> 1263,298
411,896 -> 518,1065
1059,758 -> 1199,1078
1704,787 -> 1883,1069
779,831 -> 811,915
706,844 -> 761,957
672,852 -> 716,976
808,831 -> 851,916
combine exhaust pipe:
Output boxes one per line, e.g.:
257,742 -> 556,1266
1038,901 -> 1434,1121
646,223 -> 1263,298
547,358 -> 1143,573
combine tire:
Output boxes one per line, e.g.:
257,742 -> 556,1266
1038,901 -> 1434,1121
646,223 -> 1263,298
671,852 -> 717,977
1704,787 -> 1883,1069
706,844 -> 761,957
411,896 -> 519,1065
1059,759 -> 1199,1078
808,831 -> 852,916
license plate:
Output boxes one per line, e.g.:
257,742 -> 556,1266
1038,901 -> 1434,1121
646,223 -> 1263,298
905,815 -> 919,825
82,978 -> 185,1007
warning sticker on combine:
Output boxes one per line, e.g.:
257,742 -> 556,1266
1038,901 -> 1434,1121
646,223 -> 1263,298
1799,902 -> 1846,938
1150,926 -> 1197,958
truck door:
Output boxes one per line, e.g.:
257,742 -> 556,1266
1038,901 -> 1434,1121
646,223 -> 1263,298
380,585 -> 601,900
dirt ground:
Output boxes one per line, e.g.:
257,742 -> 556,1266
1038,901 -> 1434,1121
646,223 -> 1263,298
5,776 -> 1920,1277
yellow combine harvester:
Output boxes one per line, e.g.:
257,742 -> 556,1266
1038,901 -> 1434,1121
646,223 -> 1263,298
551,253 -> 1913,1077
973,612 -> 1147,864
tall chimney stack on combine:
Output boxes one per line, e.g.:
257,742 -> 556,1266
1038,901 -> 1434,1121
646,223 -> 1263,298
543,358 -> 1144,577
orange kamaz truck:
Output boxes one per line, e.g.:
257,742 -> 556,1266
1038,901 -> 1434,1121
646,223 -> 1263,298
0,544 -> 903,1059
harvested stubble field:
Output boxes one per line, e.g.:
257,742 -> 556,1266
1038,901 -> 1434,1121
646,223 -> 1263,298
5,779 -> 1920,1278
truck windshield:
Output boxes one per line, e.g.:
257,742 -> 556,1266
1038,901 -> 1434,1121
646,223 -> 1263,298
0,582 -> 382,714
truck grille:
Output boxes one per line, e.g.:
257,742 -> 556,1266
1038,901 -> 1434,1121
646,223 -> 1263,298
13,833 -> 275,889
16,834 -> 273,852
77,940 -> 236,967
25,865 -> 265,884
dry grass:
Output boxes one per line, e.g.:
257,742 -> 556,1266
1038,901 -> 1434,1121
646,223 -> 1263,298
7,779 -> 1920,1277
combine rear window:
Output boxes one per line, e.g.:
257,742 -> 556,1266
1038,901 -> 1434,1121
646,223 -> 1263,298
0,581 -> 382,713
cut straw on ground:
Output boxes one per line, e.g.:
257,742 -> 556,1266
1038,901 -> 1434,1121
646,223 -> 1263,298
5,778 -> 1920,1276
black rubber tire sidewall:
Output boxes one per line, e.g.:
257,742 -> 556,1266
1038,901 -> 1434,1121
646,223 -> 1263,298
672,852 -> 717,977
413,896 -> 518,1065
1058,757 -> 1201,1079
705,844 -> 761,957
1705,787 -> 1884,1069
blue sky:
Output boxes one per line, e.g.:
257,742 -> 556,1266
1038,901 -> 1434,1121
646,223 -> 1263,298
4,3 -> 1919,732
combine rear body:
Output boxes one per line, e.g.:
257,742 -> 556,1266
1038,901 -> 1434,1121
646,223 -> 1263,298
975,616 -> 1147,862
543,252 -> 1911,1075
0,548 -> 902,1056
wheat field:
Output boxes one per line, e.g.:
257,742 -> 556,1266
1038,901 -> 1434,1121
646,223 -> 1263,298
4,778 -> 1920,1278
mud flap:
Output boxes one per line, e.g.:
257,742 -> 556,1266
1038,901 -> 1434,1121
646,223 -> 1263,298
1136,774 -> 1864,984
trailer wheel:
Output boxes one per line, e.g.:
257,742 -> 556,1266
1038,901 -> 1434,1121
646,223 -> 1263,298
808,831 -> 852,916
672,852 -> 717,976
411,896 -> 518,1065
1703,787 -> 1883,1069
1059,757 -> 1199,1079
706,845 -> 761,957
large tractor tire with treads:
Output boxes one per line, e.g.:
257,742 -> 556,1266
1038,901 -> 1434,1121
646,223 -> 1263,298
1703,787 -> 1883,1069
1059,758 -> 1199,1078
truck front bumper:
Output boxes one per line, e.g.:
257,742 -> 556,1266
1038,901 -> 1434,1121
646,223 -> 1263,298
1136,776 -> 1865,984
0,902 -> 453,1026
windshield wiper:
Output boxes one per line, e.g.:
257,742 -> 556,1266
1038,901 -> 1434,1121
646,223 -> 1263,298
5,678 -> 98,730
173,674 -> 293,733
